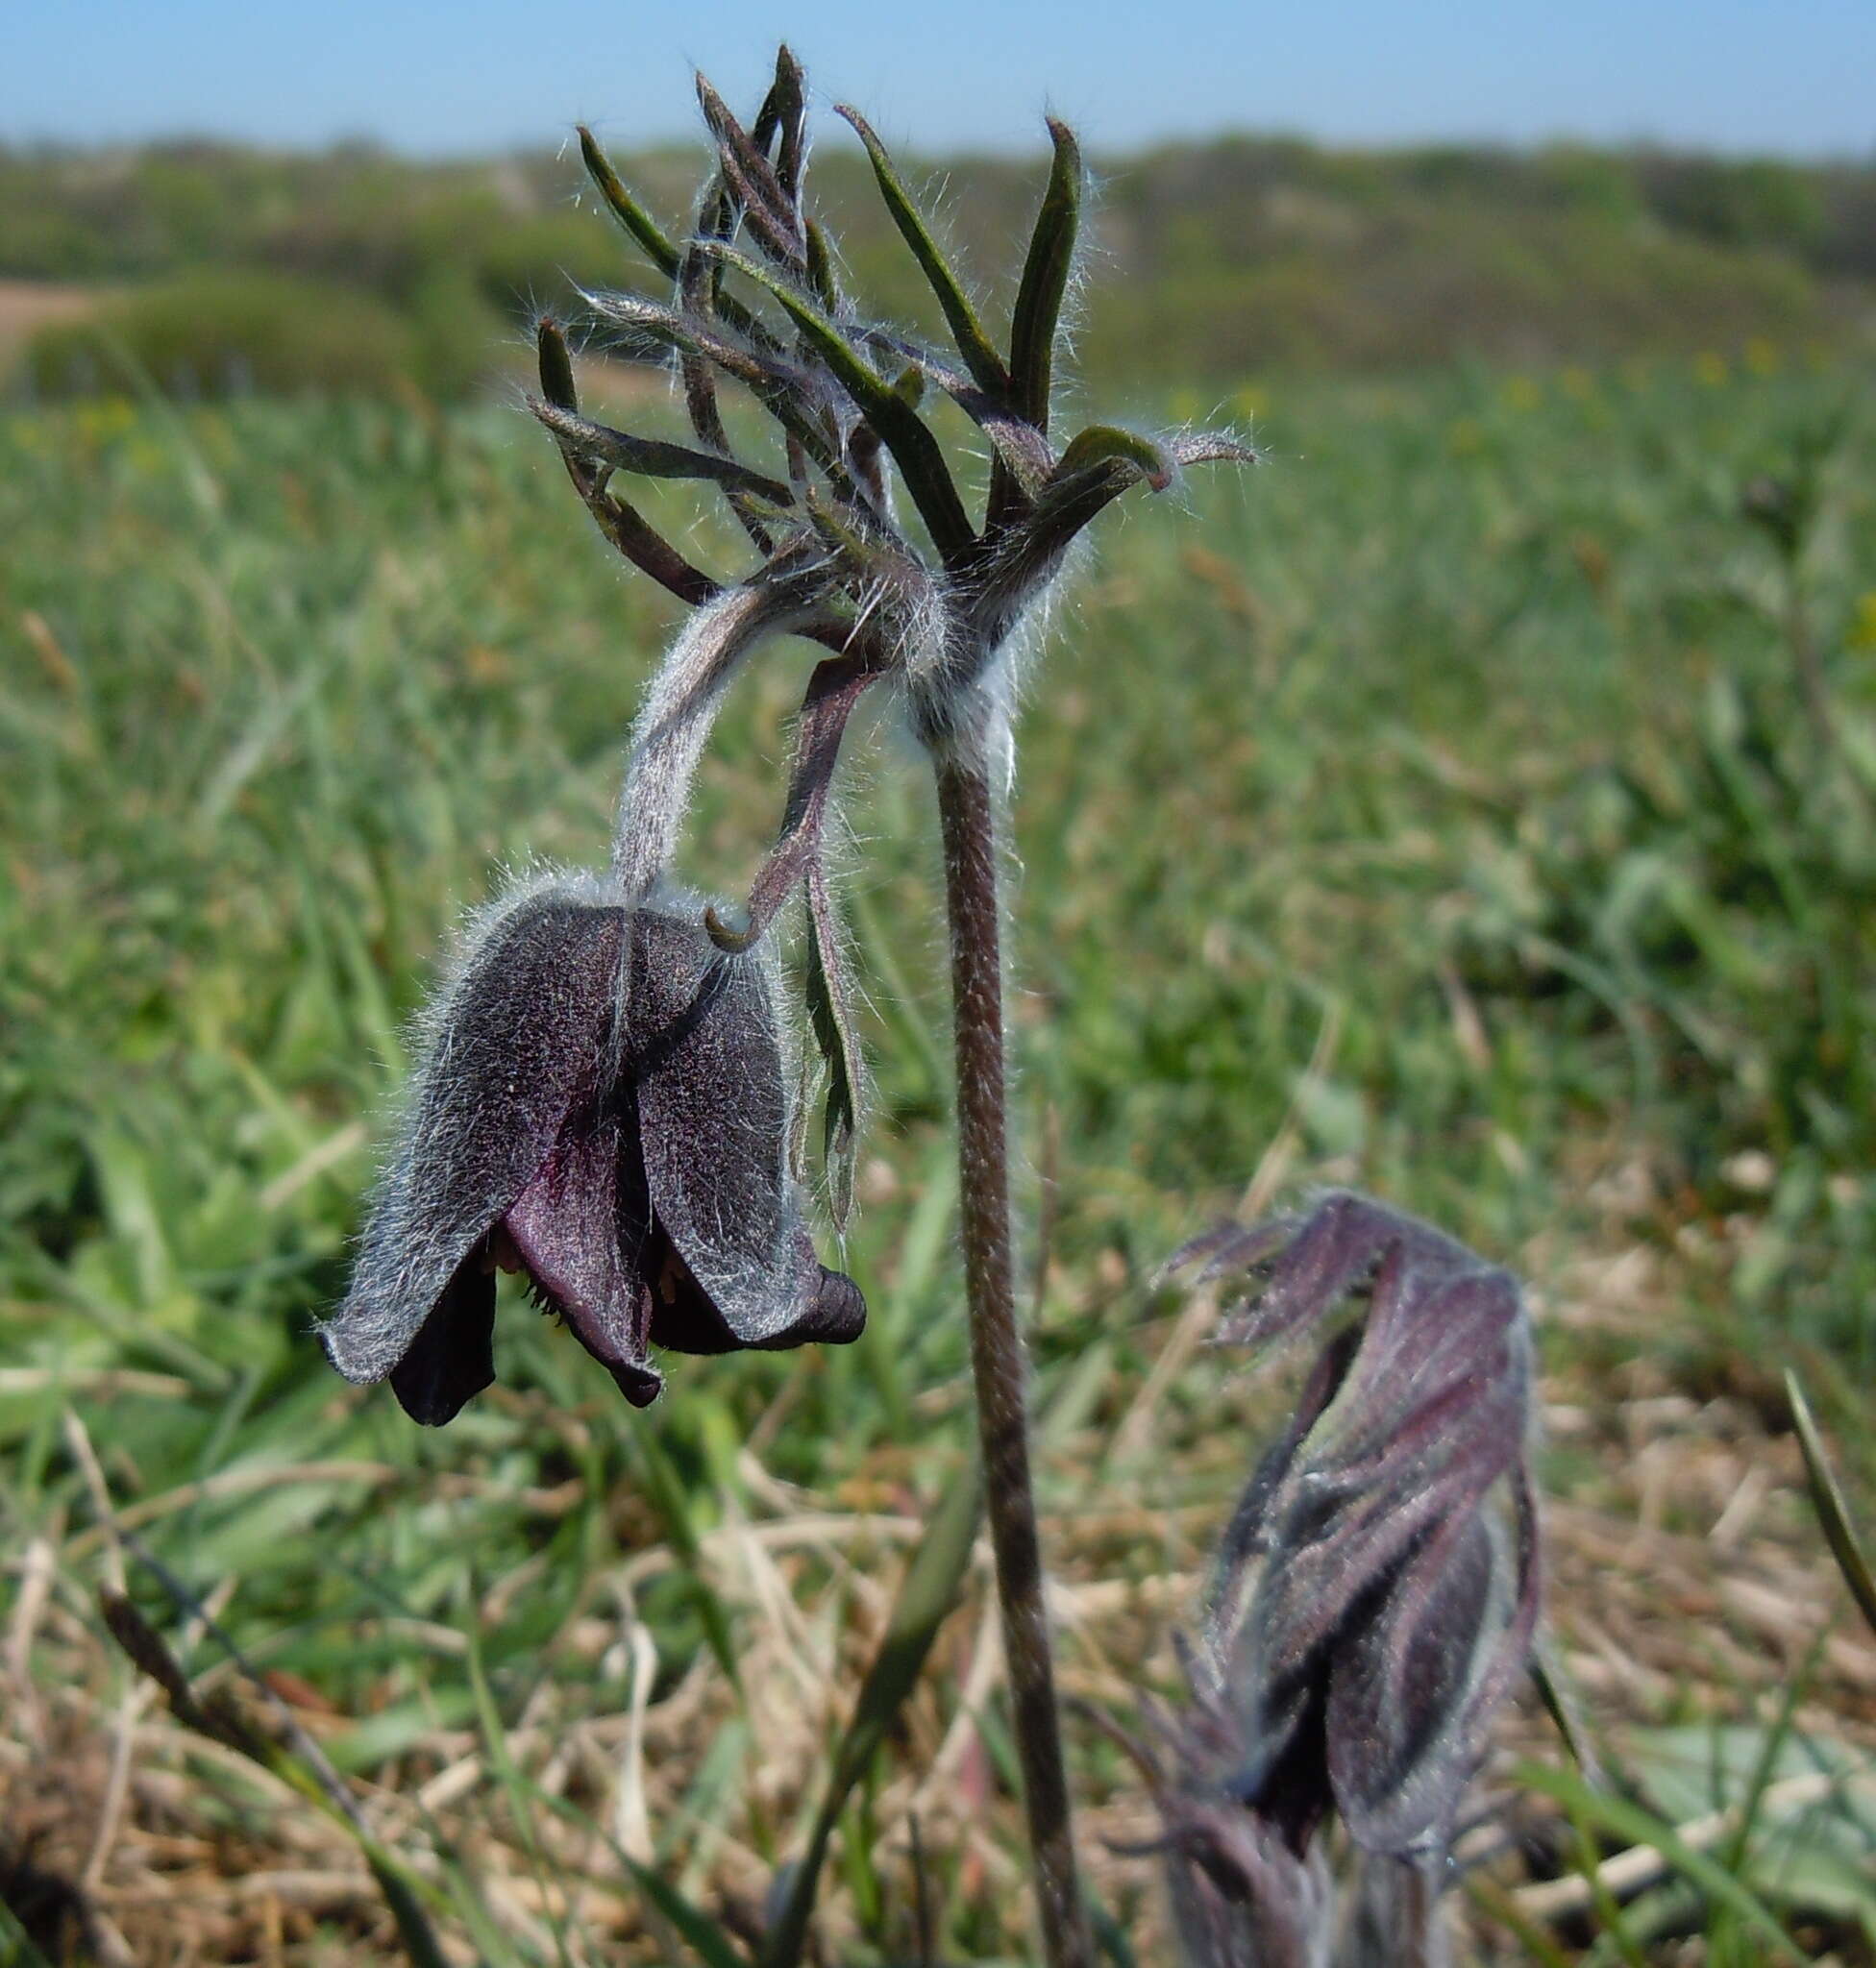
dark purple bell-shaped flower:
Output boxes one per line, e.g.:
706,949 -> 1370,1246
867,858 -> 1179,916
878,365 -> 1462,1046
320,873 -> 864,1424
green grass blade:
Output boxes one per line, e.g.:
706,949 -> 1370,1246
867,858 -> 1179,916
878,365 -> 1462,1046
633,1424 -> 745,1696
804,862 -> 861,1234
620,1857 -> 752,1968
1530,1646 -> 1602,1783
0,1897 -> 61,1968
359,1853 -> 459,1968
758,1459 -> 982,1968
460,1589 -> 574,1968
1461,1875 -> 1580,1968
1516,1759 -> 1810,1961
100,1588 -> 456,1968
1787,1368 -> 1876,1638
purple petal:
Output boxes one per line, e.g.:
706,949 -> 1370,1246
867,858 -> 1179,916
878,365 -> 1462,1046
629,910 -> 866,1350
505,1110 -> 662,1409
1326,1511 -> 1510,1857
646,1223 -> 864,1356
322,878 -> 624,1388
387,1256 -> 497,1426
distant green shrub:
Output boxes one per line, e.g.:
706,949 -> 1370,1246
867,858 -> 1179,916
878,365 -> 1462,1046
23,269 -> 425,399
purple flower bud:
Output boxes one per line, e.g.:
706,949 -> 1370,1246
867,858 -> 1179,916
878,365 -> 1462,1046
1139,1194 -> 1541,1959
319,873 -> 864,1424
1196,1194 -> 1540,1861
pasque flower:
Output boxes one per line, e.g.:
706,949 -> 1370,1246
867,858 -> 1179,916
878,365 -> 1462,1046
324,50 -> 1245,1439
320,874 -> 863,1423
1118,1193 -> 1541,1964
519,63 -> 1250,1961
328,55 -> 1249,1962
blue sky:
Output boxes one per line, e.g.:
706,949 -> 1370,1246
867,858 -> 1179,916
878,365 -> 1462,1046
5,0 -> 1871,157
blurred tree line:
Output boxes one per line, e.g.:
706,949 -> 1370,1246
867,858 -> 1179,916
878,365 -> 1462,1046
5,133 -> 1872,398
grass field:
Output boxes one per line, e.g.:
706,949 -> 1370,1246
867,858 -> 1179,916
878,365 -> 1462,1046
2,356 -> 1875,1964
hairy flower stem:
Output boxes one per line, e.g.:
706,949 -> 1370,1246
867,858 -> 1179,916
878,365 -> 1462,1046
934,745 -> 1091,1968
1398,1863 -> 1450,1968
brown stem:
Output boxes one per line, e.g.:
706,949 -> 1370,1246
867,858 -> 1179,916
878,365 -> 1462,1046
933,744 -> 1091,1968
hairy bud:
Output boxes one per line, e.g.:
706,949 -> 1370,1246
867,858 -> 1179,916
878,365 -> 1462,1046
1135,1193 -> 1541,1962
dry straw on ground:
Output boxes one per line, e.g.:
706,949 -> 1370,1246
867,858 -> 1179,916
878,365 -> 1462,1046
6,1210 -> 1872,1967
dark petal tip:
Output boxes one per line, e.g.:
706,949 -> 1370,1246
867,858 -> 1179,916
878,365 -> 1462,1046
387,1259 -> 498,1427
802,1266 -> 866,1345
745,1254 -> 868,1350
610,1360 -> 665,1409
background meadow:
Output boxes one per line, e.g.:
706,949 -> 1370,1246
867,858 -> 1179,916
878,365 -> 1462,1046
2,112 -> 1876,1968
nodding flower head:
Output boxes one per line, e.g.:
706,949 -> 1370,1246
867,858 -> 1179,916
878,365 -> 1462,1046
531,45 -> 1254,774
320,873 -> 864,1424
1122,1193 -> 1540,1961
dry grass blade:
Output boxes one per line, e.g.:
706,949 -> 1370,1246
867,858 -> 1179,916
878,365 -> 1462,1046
96,1553 -> 453,1968
1514,1767 -> 1876,1921
1513,1759 -> 1809,1961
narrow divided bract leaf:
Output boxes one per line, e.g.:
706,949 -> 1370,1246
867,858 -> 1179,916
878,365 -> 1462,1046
863,332 -> 1053,491
1007,118 -> 1082,430
836,104 -> 1011,398
588,292 -> 778,387
753,46 -> 808,200
805,861 -> 862,1234
802,218 -> 841,312
578,126 -> 681,281
585,292 -> 852,493
535,316 -> 580,412
676,182 -> 754,531
580,483 -> 722,607
702,244 -> 975,562
705,655 -> 878,955
1052,424 -> 1175,491
1787,1368 -> 1876,1639
971,425 -> 1251,638
532,313 -> 722,604
530,398 -> 794,505
697,73 -> 806,272
1171,430 -> 1262,470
